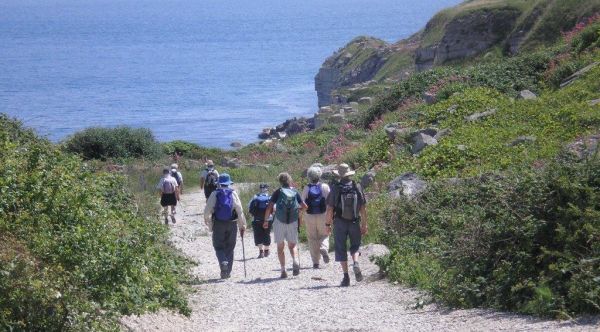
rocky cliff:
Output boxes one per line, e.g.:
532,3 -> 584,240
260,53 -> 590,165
315,0 -> 600,106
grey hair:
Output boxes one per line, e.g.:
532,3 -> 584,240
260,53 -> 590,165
278,172 -> 293,187
307,166 -> 322,182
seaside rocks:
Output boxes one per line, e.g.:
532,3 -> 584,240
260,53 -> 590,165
359,97 -> 373,105
222,157 -> 242,168
508,135 -> 536,147
384,123 -> 411,141
230,141 -> 243,148
387,173 -> 427,199
411,132 -> 438,154
465,108 -> 497,122
360,169 -> 377,189
518,90 -> 537,100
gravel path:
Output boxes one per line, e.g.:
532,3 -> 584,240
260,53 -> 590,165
121,188 -> 599,332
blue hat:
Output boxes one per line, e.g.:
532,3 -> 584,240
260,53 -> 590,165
218,173 -> 233,186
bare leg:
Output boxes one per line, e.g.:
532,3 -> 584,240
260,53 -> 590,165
340,261 -> 349,273
277,242 -> 286,270
287,242 -> 298,265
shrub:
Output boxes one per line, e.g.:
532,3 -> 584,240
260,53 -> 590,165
161,140 -> 223,161
63,126 -> 162,161
377,155 -> 600,318
0,116 -> 190,330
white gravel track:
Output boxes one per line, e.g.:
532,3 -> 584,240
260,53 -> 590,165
120,188 -> 599,332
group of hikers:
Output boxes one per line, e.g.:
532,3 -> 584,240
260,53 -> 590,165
157,160 -> 368,287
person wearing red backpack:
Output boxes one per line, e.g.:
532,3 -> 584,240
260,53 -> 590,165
203,173 -> 247,279
301,166 -> 331,269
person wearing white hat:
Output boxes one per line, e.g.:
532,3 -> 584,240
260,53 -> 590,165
326,163 -> 368,287
200,160 -> 220,199
301,165 -> 331,268
170,163 -> 184,195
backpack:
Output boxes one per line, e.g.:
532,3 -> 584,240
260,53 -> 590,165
275,188 -> 299,224
213,188 -> 236,222
171,170 -> 182,186
305,183 -> 326,214
335,181 -> 359,221
204,169 -> 218,195
162,178 -> 176,194
249,193 -> 270,221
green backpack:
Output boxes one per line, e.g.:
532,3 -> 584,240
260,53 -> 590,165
275,188 -> 299,224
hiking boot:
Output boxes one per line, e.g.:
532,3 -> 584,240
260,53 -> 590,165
220,262 -> 229,279
164,216 -> 169,225
353,263 -> 364,282
320,249 -> 330,263
170,215 -> 176,224
313,263 -> 319,269
340,274 -> 350,287
258,250 -> 264,259
280,270 -> 288,279
264,249 -> 270,257
292,263 -> 300,276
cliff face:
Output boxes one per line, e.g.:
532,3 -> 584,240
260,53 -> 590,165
315,0 -> 600,107
415,7 -> 520,71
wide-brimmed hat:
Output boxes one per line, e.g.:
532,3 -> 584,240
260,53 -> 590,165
218,173 -> 233,186
206,160 -> 215,167
170,163 -> 178,169
332,163 -> 355,178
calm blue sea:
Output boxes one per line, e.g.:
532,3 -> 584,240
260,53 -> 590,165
0,0 -> 461,148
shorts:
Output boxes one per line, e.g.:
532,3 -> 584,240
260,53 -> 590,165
273,219 -> 298,244
333,218 -> 361,262
160,193 -> 177,207
252,220 -> 272,246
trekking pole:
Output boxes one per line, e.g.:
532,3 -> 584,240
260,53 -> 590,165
241,231 -> 247,279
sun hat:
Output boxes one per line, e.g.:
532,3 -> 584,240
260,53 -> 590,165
171,163 -> 178,169
218,173 -> 234,186
206,160 -> 215,167
332,163 -> 355,178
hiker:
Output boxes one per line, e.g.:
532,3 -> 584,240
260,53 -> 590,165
203,173 -> 246,279
156,167 -> 180,225
171,163 -> 184,194
248,183 -> 273,258
326,163 -> 368,287
200,160 -> 219,199
264,173 -> 307,278
301,166 -> 331,268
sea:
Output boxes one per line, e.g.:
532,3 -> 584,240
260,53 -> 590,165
0,0 -> 461,148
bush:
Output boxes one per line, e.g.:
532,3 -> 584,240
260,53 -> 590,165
161,140 -> 223,161
63,126 -> 162,161
377,155 -> 600,318
0,116 -> 190,330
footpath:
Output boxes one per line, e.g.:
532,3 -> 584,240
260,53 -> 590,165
120,188 -> 598,332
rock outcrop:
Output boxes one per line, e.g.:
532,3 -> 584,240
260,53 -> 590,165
388,173 -> 427,199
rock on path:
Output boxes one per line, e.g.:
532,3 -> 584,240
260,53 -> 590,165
121,188 -> 598,332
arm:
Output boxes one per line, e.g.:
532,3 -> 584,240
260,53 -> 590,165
233,192 -> 246,231
203,192 -> 216,232
199,172 -> 205,189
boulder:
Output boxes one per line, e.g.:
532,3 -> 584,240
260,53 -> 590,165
415,127 -> 438,137
275,143 -> 288,153
286,121 -> 307,135
465,108 -> 497,122
320,164 -> 339,181
319,106 -> 333,114
434,128 -> 452,140
275,131 -> 287,139
360,169 -> 377,189
423,91 -> 437,105
589,99 -> 600,106
329,114 -> 345,124
446,104 -> 459,114
349,101 -> 359,109
358,97 -> 373,105
222,157 -> 242,168
387,173 -> 427,199
384,122 -> 411,141
508,135 -> 536,147
560,62 -> 599,88
518,90 -> 537,100
411,133 -> 438,154
258,132 -> 271,139
566,133 -> 600,160
230,141 -> 243,148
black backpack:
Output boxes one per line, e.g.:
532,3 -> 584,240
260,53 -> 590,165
335,181 -> 359,221
305,183 -> 326,214
204,169 -> 218,195
171,170 -> 182,186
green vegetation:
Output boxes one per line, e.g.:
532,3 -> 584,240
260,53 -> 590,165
63,126 -> 162,161
0,116 -> 191,331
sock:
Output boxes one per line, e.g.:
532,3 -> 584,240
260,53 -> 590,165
281,266 -> 286,272
292,256 -> 299,265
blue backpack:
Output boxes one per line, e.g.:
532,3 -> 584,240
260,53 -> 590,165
249,193 -> 270,221
275,188 -> 299,224
213,188 -> 236,222
306,183 -> 326,214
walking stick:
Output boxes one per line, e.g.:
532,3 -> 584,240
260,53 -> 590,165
241,231 -> 247,278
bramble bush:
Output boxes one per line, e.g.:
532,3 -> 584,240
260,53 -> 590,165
0,115 -> 190,331
63,126 -> 162,161
377,154 -> 600,318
